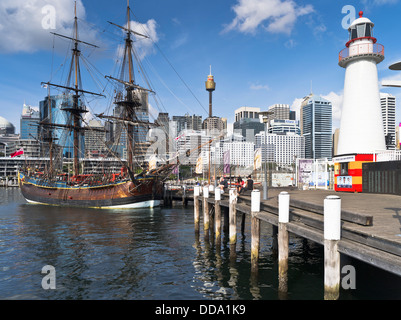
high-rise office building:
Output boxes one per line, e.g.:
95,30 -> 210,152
84,120 -> 107,158
175,130 -> 211,165
267,104 -> 290,121
380,92 -> 396,150
202,116 -> 225,133
233,106 -> 264,139
300,94 -> 332,160
39,94 -> 85,159
255,132 -> 305,166
213,140 -> 255,167
173,113 -> 203,134
20,103 -> 40,140
268,119 -> 301,135
156,113 -> 169,129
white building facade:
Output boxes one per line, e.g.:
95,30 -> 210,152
380,92 -> 396,150
255,132 -> 305,166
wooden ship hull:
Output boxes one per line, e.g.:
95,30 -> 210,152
18,172 -> 163,209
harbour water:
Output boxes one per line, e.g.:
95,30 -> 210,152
0,188 -> 400,300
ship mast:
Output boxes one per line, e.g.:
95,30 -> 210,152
125,0 -> 135,173
72,2 -> 81,177
42,2 -> 104,177
105,0 -> 150,176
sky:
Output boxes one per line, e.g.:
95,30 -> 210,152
1,0 -> 401,134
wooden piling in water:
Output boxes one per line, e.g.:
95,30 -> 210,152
223,206 -> 229,233
278,191 -> 290,298
203,186 -> 210,238
229,188 -> 237,245
182,185 -> 186,206
208,186 -> 215,239
193,186 -> 200,234
272,225 -> 278,256
163,184 -> 167,205
215,187 -> 221,245
324,195 -> 341,300
251,190 -> 261,274
241,212 -> 246,236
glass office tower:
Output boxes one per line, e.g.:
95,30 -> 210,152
301,94 -> 332,160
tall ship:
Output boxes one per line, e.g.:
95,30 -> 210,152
18,2 -> 174,208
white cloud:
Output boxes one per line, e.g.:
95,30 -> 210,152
290,97 -> 303,121
250,83 -> 270,91
171,33 -> 188,50
380,72 -> 401,84
313,24 -> 327,39
222,0 -> 314,35
361,0 -> 398,5
114,19 -> 159,65
284,38 -> 297,48
126,19 -> 158,60
148,103 -> 159,119
0,0 -> 98,53
321,91 -> 343,130
171,18 -> 181,26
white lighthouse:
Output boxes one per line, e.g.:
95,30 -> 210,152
337,11 -> 386,155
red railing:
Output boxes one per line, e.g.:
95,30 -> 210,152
339,43 -> 384,64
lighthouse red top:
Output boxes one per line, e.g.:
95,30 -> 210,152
339,11 -> 384,67
345,11 -> 376,47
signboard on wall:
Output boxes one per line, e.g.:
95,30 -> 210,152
298,159 -> 314,185
337,175 -> 352,188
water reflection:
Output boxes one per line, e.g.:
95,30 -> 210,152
190,213 -> 327,300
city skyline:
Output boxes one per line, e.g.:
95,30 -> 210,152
1,0 -> 401,134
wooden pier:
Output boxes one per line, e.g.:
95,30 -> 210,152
163,183 -> 401,299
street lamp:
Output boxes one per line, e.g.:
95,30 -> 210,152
259,111 -> 274,200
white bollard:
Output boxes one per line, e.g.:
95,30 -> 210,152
278,191 -> 290,223
324,195 -> 341,240
251,189 -> 260,213
203,186 -> 209,199
215,187 -> 221,201
194,185 -> 200,197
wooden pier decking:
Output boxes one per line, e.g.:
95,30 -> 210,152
164,185 -> 401,278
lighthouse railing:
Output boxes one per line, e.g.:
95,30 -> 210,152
339,43 -> 384,63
